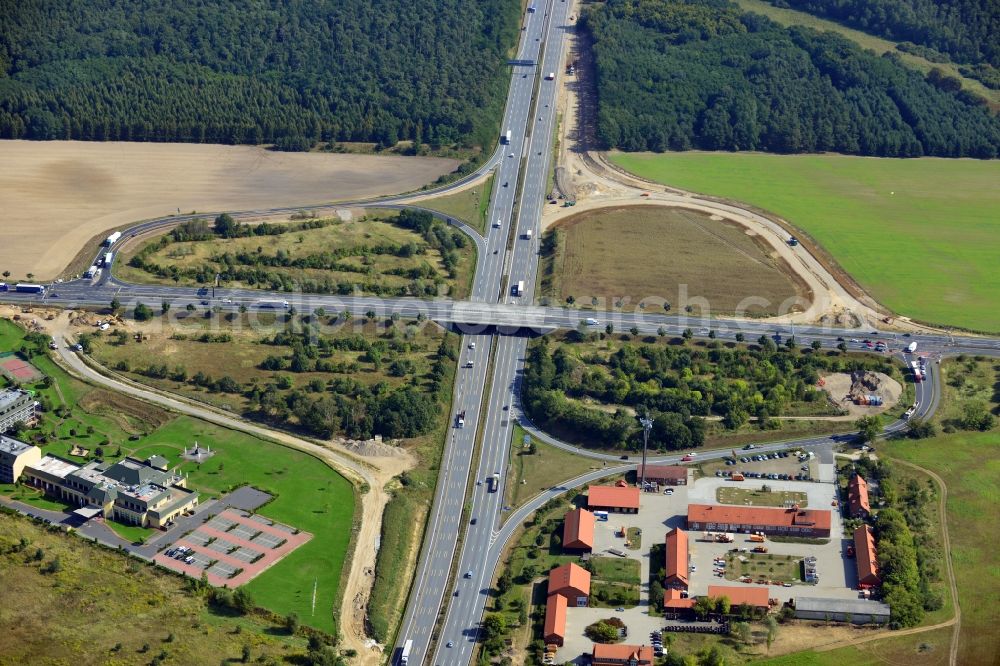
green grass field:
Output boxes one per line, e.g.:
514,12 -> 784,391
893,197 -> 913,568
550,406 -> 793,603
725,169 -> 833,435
610,152 -> 1000,332
421,174 -> 495,234
505,423 -> 603,509
0,318 -> 354,633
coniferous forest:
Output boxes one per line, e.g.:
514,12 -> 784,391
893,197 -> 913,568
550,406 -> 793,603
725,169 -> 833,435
0,0 -> 519,148
584,0 -> 1000,157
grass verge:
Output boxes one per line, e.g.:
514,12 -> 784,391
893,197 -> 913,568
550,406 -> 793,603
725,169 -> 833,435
420,174 -> 495,234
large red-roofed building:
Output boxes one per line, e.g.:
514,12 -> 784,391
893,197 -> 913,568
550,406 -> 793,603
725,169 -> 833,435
664,527 -> 689,589
588,485 -> 641,513
854,525 -> 881,589
543,592 -> 568,646
847,475 -> 871,518
548,562 -> 591,606
563,507 -> 595,552
592,643 -> 655,665
707,585 -> 771,610
687,503 -> 831,538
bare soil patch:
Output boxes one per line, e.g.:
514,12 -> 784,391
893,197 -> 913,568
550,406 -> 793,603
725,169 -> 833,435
0,140 -> 459,281
77,388 -> 174,434
820,371 -> 902,417
546,205 -> 809,316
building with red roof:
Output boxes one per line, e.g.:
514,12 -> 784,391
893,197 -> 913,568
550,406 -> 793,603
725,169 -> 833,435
687,503 -> 831,538
663,587 -> 696,612
664,527 -> 689,589
592,643 -> 655,666
854,525 -> 881,589
563,507 -> 595,552
847,475 -> 871,518
588,485 -> 640,513
706,585 -> 771,610
543,592 -> 568,646
548,562 -> 591,606
636,464 -> 688,485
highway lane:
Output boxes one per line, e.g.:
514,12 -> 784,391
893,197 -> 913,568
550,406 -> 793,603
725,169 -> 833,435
393,4 -> 553,664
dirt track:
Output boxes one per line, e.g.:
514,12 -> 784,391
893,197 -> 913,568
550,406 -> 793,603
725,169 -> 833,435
0,141 -> 459,282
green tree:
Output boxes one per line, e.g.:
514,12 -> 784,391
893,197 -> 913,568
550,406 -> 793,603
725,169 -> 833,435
161,301 -> 170,315
855,415 -> 882,444
133,302 -> 153,321
110,297 -> 121,314
214,213 -> 238,238
732,621 -> 752,645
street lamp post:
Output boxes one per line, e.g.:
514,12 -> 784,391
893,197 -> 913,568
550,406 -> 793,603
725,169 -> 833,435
639,415 -> 653,490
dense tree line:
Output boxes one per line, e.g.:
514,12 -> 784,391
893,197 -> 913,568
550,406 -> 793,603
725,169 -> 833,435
771,0 -> 999,70
582,0 -> 1000,157
0,0 -> 519,148
522,334 -> 895,449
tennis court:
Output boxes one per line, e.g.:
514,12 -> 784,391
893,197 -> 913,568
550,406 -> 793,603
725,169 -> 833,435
0,353 -> 44,383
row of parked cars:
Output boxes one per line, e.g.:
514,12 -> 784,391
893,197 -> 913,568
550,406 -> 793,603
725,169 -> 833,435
716,469 -> 813,481
165,545 -> 195,565
649,630 -> 666,657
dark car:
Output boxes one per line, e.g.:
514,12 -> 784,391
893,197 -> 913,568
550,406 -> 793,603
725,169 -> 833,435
620,455 -> 629,460
470,518 -> 478,525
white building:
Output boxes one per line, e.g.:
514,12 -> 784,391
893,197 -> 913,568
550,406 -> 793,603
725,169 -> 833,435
0,388 -> 37,433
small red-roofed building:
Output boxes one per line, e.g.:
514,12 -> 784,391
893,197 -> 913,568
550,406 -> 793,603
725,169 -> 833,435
592,643 -> 655,665
563,507 -> 595,552
588,485 -> 641,513
854,525 -> 881,589
847,475 -> 871,518
548,562 -> 591,606
664,527 -> 689,589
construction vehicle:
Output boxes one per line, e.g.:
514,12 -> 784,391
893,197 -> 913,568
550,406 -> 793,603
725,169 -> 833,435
749,533 -> 765,543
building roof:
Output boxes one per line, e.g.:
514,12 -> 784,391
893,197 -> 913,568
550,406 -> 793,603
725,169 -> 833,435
707,585 -> 771,608
848,475 -> 871,515
543,592 -> 567,641
592,643 -> 655,664
0,388 -> 32,411
854,525 -> 880,585
794,597 -> 890,616
103,457 -> 168,486
563,508 -> 595,550
688,504 -> 832,532
28,455 -> 79,479
663,588 -> 696,609
548,562 -> 591,597
637,464 -> 687,480
665,527 -> 689,587
146,455 -> 170,470
0,434 -> 35,458
588,485 -> 641,511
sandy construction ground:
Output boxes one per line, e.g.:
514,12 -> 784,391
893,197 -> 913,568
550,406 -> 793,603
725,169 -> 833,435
0,140 -> 459,281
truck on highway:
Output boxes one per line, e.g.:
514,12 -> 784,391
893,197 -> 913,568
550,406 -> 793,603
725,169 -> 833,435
104,231 -> 122,246
14,283 -> 46,294
911,360 -> 923,382
0,283 -> 6,292
906,341 -> 918,353
545,72 -> 555,80
527,1 -> 536,12
512,280 -> 525,296
400,639 -> 413,665
488,472 -> 500,492
502,129 -> 512,144
456,410 -> 466,428
523,229 -> 533,240
256,299 -> 290,309
102,252 -> 113,267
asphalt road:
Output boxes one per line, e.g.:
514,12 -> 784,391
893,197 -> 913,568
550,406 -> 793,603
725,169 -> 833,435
1,0 -> 997,662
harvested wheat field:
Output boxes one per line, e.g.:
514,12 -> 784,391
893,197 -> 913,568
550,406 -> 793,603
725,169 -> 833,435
0,140 -> 460,281
543,205 -> 810,316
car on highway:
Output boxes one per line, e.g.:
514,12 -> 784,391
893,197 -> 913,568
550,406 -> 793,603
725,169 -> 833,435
584,317 -> 599,325
446,641 -> 454,648
681,455 -> 694,461
616,607 -> 625,612
464,570 -> 473,578
470,518 -> 477,525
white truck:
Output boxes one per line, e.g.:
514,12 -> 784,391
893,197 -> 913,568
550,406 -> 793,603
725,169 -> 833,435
513,280 -> 525,296
400,639 -> 413,665
456,410 -> 466,429
488,472 -> 500,493
84,266 -> 99,279
545,72 -> 555,80
906,341 -> 918,353
257,299 -> 290,309
523,229 -> 533,240
102,252 -> 113,267
502,129 -> 512,144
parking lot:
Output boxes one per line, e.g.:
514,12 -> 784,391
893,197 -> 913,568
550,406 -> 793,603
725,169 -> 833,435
152,508 -> 311,586
556,463 -> 860,662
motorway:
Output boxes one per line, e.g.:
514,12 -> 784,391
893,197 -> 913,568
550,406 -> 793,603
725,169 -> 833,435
0,1 -> 997,664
